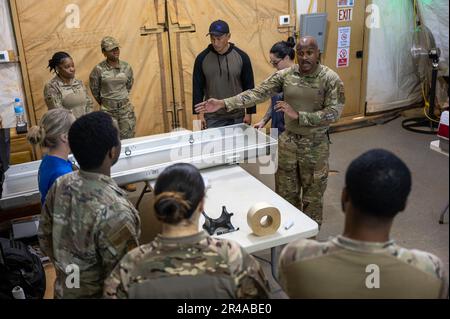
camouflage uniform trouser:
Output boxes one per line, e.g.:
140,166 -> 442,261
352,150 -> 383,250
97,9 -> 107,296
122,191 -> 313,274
275,130 -> 329,226
101,99 -> 136,139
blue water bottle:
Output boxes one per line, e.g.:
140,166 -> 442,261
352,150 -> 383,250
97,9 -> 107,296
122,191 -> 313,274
14,98 -> 27,134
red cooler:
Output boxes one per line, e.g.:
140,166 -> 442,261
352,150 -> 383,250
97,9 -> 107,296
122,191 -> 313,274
438,111 -> 449,152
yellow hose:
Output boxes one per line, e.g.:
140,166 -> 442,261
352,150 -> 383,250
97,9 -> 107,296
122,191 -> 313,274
415,0 -> 439,123
422,83 -> 440,123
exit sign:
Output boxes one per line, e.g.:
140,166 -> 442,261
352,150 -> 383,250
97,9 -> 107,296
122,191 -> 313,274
337,8 -> 353,22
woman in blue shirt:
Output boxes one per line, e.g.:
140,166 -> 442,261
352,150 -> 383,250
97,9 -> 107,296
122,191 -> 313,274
27,108 -> 76,204
254,38 -> 296,137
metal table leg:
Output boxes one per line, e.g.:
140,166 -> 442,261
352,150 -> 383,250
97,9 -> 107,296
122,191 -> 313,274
439,203 -> 449,224
136,181 -> 153,210
252,247 -> 279,280
271,247 -> 278,279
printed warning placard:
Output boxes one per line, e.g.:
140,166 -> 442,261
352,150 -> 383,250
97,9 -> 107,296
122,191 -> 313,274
337,47 -> 350,68
338,26 -> 351,48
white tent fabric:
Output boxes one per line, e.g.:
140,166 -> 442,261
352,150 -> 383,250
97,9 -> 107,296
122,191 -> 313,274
417,0 -> 449,77
1,0 -> 447,121
0,0 -> 26,129
365,0 -> 422,113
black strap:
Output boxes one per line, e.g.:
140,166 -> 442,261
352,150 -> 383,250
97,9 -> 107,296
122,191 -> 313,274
326,129 -> 332,144
0,162 -> 4,199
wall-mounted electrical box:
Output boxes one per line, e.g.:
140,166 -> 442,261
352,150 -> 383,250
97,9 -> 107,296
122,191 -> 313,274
300,13 -> 328,53
279,15 -> 291,26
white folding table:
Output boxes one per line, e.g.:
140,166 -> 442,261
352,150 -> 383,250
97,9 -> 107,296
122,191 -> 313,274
138,163 -> 319,278
199,164 -> 318,278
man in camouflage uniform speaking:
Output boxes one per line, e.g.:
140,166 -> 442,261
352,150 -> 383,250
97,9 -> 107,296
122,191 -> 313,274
196,36 -> 345,226
38,112 -> 140,298
89,36 -> 136,140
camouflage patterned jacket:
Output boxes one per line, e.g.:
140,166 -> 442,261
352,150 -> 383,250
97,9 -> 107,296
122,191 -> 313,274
224,64 -> 345,136
278,236 -> 449,299
44,76 -> 93,119
39,170 -> 141,299
89,60 -> 134,105
104,231 -> 270,299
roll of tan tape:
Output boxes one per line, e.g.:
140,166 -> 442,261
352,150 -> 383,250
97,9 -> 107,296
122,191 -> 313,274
247,203 -> 281,236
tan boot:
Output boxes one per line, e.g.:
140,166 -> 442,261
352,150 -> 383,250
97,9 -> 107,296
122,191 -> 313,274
123,183 -> 137,192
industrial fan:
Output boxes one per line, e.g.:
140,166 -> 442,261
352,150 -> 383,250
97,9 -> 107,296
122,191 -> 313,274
402,24 -> 442,134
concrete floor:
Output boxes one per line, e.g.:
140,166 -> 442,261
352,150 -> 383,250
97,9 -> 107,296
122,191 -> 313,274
130,115 -> 449,298
323,116 -> 449,270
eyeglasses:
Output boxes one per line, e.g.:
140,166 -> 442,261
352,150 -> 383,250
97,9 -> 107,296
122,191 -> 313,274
270,59 -> 282,67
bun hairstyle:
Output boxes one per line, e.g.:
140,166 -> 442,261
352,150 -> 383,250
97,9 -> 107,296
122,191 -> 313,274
48,51 -> 71,74
270,36 -> 296,60
26,126 -> 47,146
27,108 -> 75,148
154,192 -> 192,225
154,163 -> 205,225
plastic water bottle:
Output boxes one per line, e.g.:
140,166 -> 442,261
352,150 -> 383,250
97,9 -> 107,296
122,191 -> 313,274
12,286 -> 26,299
14,98 -> 27,134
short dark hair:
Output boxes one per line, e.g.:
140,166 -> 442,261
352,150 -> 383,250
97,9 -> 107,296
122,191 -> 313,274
270,37 -> 296,60
68,112 -> 120,170
154,163 -> 205,225
48,51 -> 71,74
345,149 -> 412,218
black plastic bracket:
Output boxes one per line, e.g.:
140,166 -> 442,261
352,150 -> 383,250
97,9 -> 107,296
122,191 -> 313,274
202,206 -> 239,236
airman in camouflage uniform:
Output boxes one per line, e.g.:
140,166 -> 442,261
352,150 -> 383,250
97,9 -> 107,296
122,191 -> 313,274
89,36 -> 136,139
104,231 -> 269,299
44,76 -> 93,119
196,37 -> 345,226
39,171 -> 141,299
278,149 -> 448,299
278,236 -> 448,298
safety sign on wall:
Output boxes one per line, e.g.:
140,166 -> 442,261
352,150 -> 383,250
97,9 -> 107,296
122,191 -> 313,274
337,48 -> 350,68
338,27 -> 351,48
337,26 -> 351,68
337,8 -> 353,22
337,0 -> 354,7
